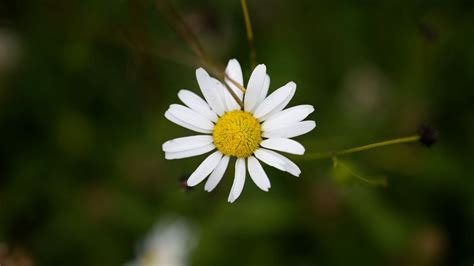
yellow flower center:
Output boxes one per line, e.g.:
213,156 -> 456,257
213,110 -> 262,158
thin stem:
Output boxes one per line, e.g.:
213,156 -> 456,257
240,0 -> 257,69
227,86 -> 244,107
206,66 -> 245,108
155,0 -> 244,108
225,74 -> 246,93
155,0 -> 208,65
333,158 -> 387,187
303,135 -> 420,160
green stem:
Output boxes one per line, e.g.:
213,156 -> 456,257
240,0 -> 257,69
333,158 -> 387,186
304,135 -> 420,160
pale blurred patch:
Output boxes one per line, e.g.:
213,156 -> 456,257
0,28 -> 21,76
340,64 -> 391,121
127,218 -> 197,266
0,28 -> 21,105
409,225 -> 446,266
0,242 -> 35,266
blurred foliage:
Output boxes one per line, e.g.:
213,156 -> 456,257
1,0 -> 474,265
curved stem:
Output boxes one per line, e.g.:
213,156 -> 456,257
240,0 -> 257,69
333,158 -> 387,186
303,135 -> 420,160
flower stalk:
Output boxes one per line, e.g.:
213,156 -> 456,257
240,0 -> 257,69
303,135 -> 421,160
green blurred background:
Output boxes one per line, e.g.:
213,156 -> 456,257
1,0 -> 473,265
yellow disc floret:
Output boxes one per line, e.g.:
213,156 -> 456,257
213,110 -> 262,158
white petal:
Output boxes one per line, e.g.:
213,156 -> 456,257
228,158 -> 246,203
263,121 -> 316,138
165,144 -> 215,160
259,94 -> 295,121
211,77 -> 240,112
178,89 -> 218,123
168,104 -> 215,131
260,138 -> 305,155
244,64 -> 266,112
204,156 -> 230,192
247,156 -> 271,191
254,148 -> 301,177
196,68 -> 225,115
224,59 -> 244,100
165,111 -> 212,134
253,82 -> 296,120
258,74 -> 270,105
162,135 -> 213,152
254,148 -> 286,172
258,86 -> 297,121
187,151 -> 223,187
262,105 -> 314,131
271,151 -> 301,177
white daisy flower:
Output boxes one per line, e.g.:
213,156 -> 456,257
163,59 -> 316,203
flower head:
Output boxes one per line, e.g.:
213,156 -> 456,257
163,59 -> 316,202
213,110 -> 262,157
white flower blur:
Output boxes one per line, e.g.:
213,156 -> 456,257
127,219 -> 196,266
163,59 -> 316,203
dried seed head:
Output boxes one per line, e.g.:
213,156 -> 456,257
418,125 -> 439,147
